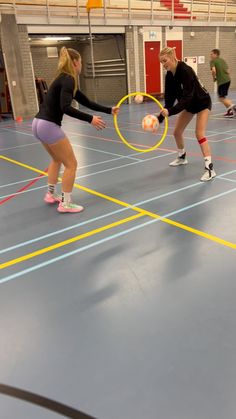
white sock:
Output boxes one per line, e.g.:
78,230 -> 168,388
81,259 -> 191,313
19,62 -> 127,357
62,192 -> 72,205
204,156 -> 212,169
178,148 -> 185,157
48,184 -> 56,194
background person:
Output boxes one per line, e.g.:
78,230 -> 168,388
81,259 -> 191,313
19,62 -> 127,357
210,49 -> 236,118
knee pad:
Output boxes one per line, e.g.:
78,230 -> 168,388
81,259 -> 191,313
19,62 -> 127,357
198,137 -> 207,145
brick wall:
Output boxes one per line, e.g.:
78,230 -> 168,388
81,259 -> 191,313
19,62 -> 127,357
183,26 -> 236,91
80,35 -> 126,104
219,27 -> 236,89
1,22 -> 235,119
31,36 -> 126,105
183,26 -> 216,92
31,45 -> 58,86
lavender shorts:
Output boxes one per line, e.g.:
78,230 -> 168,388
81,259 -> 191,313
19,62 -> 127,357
32,118 -> 65,145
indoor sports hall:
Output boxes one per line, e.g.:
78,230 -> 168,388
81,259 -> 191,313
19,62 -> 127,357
1,1 -> 236,418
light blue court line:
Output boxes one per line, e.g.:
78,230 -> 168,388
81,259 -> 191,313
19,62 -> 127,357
0,206 -> 129,255
98,119 -> 236,136
0,176 -> 47,190
0,155 -> 131,190
0,184 -> 48,200
1,128 -> 34,137
0,156 -> 125,190
210,135 -> 236,143
77,151 -> 175,179
113,120 -> 220,134
0,150 -> 175,193
2,179 -> 236,283
2,167 -> 236,256
0,218 -> 158,284
68,127 -> 235,145
0,150 -> 175,192
163,186 -> 236,218
0,165 -> 236,205
0,142 -> 39,152
217,176 -> 236,183
1,121 -> 232,149
71,141 -> 142,161
0,180 -> 205,254
1,151 -> 236,201
215,169 -> 236,178
1,136 -> 236,198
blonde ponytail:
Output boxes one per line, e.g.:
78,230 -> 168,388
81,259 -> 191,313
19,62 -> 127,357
56,47 -> 81,94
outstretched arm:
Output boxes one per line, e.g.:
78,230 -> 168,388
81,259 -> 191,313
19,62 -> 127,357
74,90 -> 113,114
60,78 -> 108,129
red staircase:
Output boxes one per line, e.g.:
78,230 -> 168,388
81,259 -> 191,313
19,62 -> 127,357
160,0 -> 194,19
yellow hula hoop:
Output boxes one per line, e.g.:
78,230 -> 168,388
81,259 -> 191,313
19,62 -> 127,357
114,92 -> 168,153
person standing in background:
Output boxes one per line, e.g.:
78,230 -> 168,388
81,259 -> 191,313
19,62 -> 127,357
210,49 -> 236,118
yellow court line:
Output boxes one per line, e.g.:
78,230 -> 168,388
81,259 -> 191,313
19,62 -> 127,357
1,155 -> 236,251
0,213 -> 143,269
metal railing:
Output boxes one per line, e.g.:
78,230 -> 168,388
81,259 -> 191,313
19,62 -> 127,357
0,0 -> 235,25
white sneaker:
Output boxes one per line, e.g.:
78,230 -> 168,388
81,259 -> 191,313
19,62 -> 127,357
224,109 -> 234,118
224,104 -> 236,117
57,202 -> 84,213
169,153 -> 188,166
200,164 -> 216,182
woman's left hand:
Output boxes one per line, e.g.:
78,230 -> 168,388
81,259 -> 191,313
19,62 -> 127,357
112,106 -> 120,116
161,108 -> 169,117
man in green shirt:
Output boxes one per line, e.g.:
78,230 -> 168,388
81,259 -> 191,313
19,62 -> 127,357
210,49 -> 235,117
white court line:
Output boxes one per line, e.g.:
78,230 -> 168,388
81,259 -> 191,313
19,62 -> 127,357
0,151 -> 176,198
70,141 -> 142,161
76,151 -> 175,180
2,182 -> 236,283
0,146 -> 173,190
2,121 -> 235,146
209,135 -> 236,143
0,142 -> 40,152
217,176 -> 236,183
1,128 -> 33,137
0,156 -> 121,190
2,168 -> 236,256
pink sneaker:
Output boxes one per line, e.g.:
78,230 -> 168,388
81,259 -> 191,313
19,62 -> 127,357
44,192 -> 61,204
57,202 -> 84,213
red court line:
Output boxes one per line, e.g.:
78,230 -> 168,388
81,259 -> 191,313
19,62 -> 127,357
0,168 -> 48,205
67,129 -> 236,164
4,122 -> 236,163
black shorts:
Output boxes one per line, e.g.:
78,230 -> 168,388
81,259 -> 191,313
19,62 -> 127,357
186,95 -> 212,114
218,81 -> 230,98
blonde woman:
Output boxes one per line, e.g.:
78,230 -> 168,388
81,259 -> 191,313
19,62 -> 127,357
158,47 -> 216,182
32,47 -> 119,213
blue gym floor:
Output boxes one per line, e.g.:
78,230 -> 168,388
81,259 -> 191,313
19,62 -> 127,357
1,94 -> 236,419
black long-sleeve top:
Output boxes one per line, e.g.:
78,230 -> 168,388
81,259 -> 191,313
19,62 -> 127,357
35,73 -> 112,126
164,61 -> 210,116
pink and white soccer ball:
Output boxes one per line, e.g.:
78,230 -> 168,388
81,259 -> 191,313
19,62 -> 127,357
142,114 -> 159,133
134,94 -> 144,104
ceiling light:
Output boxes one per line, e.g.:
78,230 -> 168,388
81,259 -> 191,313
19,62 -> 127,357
44,36 -> 72,41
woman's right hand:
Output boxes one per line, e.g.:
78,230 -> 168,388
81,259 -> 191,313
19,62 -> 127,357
91,115 -> 106,130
